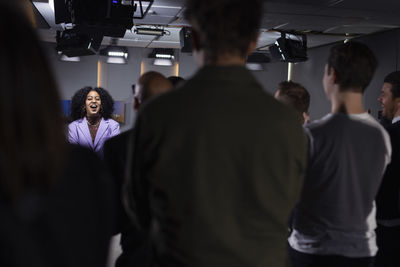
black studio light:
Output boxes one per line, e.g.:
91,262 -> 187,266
269,32 -> 308,63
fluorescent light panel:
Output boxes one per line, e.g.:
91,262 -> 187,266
135,28 -> 164,36
108,51 -> 127,57
153,59 -> 173,66
155,53 -> 174,59
107,57 -> 127,64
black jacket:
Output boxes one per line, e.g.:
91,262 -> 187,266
376,121 -> 400,221
0,144 -> 116,267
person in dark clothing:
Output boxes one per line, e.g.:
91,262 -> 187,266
127,1 -> 307,266
0,3 -> 115,267
375,71 -> 400,267
167,76 -> 185,87
103,71 -> 172,267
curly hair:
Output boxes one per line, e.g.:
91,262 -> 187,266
70,86 -> 115,121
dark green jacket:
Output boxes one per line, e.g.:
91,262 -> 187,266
131,66 -> 307,267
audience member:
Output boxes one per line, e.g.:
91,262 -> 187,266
375,71 -> 400,267
0,3 -> 115,267
288,42 -> 391,267
127,0 -> 308,266
275,81 -> 311,124
103,71 -> 172,267
68,86 -> 120,157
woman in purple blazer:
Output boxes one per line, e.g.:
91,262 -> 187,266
68,87 -> 120,157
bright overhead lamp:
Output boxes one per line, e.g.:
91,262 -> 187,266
135,27 -> 165,36
100,45 -> 129,64
155,53 -> 174,59
107,57 -> 127,64
108,51 -> 128,58
153,59 -> 173,66
149,48 -> 175,66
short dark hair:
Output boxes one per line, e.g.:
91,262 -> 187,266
0,2 -> 66,201
70,87 -> 115,121
384,71 -> 400,99
277,81 -> 310,114
136,71 -> 172,103
184,0 -> 262,63
327,41 -> 377,93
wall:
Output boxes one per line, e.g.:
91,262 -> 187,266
291,28 -> 400,121
43,41 -> 289,131
42,42 -> 199,131
251,62 -> 288,94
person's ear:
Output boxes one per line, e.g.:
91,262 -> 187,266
328,67 -> 337,84
394,97 -> 400,113
133,97 -> 139,111
303,112 -> 310,124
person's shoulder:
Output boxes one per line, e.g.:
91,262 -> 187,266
103,118 -> 119,125
68,118 -> 84,126
388,121 -> 400,132
309,113 -> 333,126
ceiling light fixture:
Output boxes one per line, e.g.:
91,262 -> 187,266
57,51 -> 81,62
269,32 -> 308,63
153,59 -> 173,66
135,27 -> 165,36
149,48 -> 176,66
155,53 -> 174,59
100,45 -> 129,64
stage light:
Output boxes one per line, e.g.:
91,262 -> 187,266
155,53 -> 174,59
153,59 -> 173,66
269,32 -> 308,63
149,48 -> 176,66
100,45 -> 129,64
135,27 -> 165,36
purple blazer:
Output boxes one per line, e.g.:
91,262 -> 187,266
68,117 -> 120,157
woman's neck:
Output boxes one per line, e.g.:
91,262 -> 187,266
86,115 -> 101,126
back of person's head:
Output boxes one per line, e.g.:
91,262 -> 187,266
70,86 -> 115,121
184,0 -> 263,63
0,2 -> 65,202
327,41 -> 377,93
134,71 -> 172,108
168,76 -> 185,87
277,81 -> 310,114
384,71 -> 400,99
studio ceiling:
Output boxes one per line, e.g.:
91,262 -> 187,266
32,0 -> 400,51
